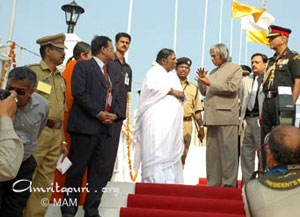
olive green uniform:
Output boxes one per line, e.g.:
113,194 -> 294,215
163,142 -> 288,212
24,61 -> 66,217
181,81 -> 202,166
261,48 -> 300,170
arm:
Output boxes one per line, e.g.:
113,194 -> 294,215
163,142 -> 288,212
71,62 -> 103,118
0,95 -> 24,181
293,78 -> 300,104
168,88 -> 185,101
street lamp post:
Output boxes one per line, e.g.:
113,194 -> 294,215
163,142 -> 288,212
61,1 -> 84,34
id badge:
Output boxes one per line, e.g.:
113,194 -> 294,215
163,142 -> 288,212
124,72 -> 130,86
37,81 -> 52,94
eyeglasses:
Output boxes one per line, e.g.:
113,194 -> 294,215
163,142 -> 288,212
6,85 -> 26,95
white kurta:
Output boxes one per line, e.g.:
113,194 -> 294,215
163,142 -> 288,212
134,61 -> 184,184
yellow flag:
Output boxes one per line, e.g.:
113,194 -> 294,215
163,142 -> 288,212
232,0 -> 266,22
247,30 -> 269,46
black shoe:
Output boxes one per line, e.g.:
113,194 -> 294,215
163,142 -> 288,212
223,184 -> 233,188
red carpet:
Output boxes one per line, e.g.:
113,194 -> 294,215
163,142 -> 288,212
120,207 -> 245,217
135,183 -> 242,200
120,183 -> 246,217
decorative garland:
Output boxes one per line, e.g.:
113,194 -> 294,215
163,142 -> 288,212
0,42 -> 16,88
126,92 -> 138,181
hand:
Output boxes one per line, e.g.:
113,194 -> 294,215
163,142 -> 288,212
197,127 -> 205,143
169,89 -> 185,101
98,111 -> 117,124
196,68 -> 207,79
0,91 -> 17,119
60,141 -> 69,162
195,68 -> 210,86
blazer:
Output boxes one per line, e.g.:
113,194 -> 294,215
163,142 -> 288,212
199,62 -> 242,126
67,58 -> 120,135
239,73 -> 265,134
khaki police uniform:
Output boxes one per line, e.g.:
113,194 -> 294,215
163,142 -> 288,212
181,81 -> 202,165
24,33 -> 66,217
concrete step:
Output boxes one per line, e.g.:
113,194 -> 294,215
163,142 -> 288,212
45,182 -> 134,217
46,206 -> 120,217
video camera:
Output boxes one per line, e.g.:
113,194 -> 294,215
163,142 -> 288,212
0,89 -> 10,100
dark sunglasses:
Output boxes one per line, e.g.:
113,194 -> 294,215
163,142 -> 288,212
6,85 -> 26,95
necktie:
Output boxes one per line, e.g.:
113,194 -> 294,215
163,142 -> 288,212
247,76 -> 259,111
103,65 -> 112,112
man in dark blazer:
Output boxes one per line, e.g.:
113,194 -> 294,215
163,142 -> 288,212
61,36 -> 120,217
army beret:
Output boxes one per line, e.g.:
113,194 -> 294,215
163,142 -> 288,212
36,33 -> 66,49
266,25 -> 292,38
176,57 -> 192,67
241,65 -> 251,76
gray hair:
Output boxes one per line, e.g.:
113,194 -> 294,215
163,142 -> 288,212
210,43 -> 232,62
8,66 -> 37,89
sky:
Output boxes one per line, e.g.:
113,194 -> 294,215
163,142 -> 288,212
1,0 -> 300,111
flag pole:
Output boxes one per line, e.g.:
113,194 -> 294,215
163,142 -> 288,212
201,0 -> 208,67
244,36 -> 248,65
238,21 -> 243,65
218,0 -> 224,43
8,0 -> 17,42
125,0 -> 134,61
230,18 -> 233,55
173,0 -> 178,52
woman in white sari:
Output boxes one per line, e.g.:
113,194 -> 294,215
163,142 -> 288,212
134,48 -> 185,184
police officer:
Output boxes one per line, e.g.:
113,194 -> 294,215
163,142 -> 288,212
261,25 -> 300,170
176,57 -> 204,167
24,33 -> 68,217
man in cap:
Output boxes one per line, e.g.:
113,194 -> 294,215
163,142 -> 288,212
24,33 -> 68,217
176,57 -> 204,167
241,65 -> 251,77
261,25 -> 300,170
239,53 -> 268,184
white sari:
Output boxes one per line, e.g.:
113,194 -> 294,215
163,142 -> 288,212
134,61 -> 184,184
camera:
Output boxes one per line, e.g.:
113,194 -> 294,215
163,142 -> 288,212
0,89 -> 11,100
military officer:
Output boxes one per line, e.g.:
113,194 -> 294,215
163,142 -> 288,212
176,57 -> 204,166
24,33 -> 68,217
261,25 -> 300,170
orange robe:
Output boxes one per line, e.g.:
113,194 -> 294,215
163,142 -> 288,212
51,60 -> 87,205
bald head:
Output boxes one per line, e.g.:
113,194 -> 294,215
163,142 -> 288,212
267,126 -> 300,165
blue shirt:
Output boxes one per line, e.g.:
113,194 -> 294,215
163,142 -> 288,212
14,92 -> 49,161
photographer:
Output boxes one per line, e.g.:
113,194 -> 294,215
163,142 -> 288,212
243,125 -> 300,217
0,67 -> 49,216
0,90 -> 23,181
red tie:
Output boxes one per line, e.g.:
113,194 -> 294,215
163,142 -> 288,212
103,65 -> 112,112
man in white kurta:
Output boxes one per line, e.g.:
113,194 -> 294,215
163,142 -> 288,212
135,48 -> 185,184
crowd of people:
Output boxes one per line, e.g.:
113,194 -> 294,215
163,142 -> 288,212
0,24 -> 299,217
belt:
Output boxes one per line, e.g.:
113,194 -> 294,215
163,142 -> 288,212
264,91 -> 278,99
46,119 -> 62,129
246,112 -> 259,117
183,116 -> 192,121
